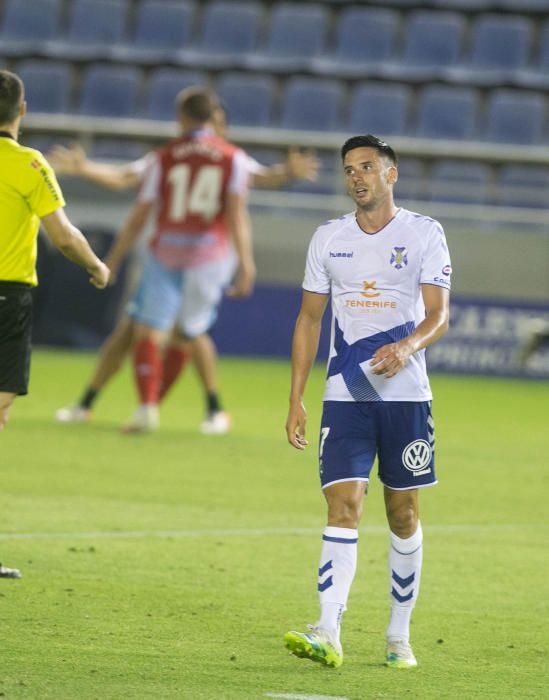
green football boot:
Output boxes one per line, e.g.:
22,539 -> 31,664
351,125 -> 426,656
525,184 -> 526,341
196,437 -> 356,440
386,639 -> 418,669
284,625 -> 343,668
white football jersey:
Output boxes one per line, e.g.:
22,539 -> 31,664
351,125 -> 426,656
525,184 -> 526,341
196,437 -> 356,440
303,208 -> 452,402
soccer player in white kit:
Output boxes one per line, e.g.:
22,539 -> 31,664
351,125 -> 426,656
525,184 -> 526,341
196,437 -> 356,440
285,135 -> 451,669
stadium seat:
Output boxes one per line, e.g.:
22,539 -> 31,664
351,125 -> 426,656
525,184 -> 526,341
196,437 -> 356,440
90,139 -> 150,161
497,165 -> 549,208
15,60 -> 71,114
512,19 -> 549,89
0,0 -> 62,56
78,65 -> 142,118
348,83 -> 412,137
310,7 -> 400,78
444,14 -> 533,85
430,0 -> 493,7
280,78 -> 343,131
483,89 -> 546,144
427,161 -> 492,204
176,1 -> 262,69
381,11 -> 466,82
415,85 -> 479,140
42,0 -> 129,60
145,68 -> 208,121
216,73 -> 275,127
394,159 -> 425,202
110,0 -> 195,64
244,3 -> 329,72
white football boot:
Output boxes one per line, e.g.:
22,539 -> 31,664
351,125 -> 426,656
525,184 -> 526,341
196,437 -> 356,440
121,404 -> 159,434
55,405 -> 91,423
200,410 -> 231,435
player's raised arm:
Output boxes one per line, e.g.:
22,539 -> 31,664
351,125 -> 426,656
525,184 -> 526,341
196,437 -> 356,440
40,208 -> 109,289
251,147 -> 321,189
286,290 -> 329,450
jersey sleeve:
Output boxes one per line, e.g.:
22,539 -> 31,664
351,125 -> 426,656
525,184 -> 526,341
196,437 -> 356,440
128,152 -> 154,182
303,230 -> 330,294
28,151 -> 65,218
227,149 -> 250,195
137,152 -> 161,203
420,221 -> 452,290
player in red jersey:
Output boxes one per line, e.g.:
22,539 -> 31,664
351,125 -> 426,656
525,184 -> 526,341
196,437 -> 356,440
104,87 -> 254,433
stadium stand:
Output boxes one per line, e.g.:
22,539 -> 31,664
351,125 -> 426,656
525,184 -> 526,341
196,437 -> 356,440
428,161 -> 492,204
42,0 -> 129,61
78,64 -> 141,118
0,0 -> 62,57
176,1 -> 262,69
16,60 -> 71,114
280,77 -> 343,131
483,89 -> 546,144
348,83 -> 412,137
244,3 -> 329,72
415,85 -> 479,140
216,72 -> 275,127
497,165 -> 549,208
309,7 -> 400,78
110,0 -> 195,65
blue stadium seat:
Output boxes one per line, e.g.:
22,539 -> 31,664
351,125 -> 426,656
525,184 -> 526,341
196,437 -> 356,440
430,0 -> 493,7
415,86 -> 479,140
90,139 -> 150,161
444,14 -> 533,85
428,161 -> 492,204
497,165 -> 549,208
280,78 -> 343,131
216,73 -> 275,127
0,0 -> 62,56
176,1 -> 262,68
310,7 -> 399,78
110,0 -> 195,64
348,83 -> 412,137
15,60 -> 71,114
394,159 -> 425,202
382,11 -> 466,82
146,68 -> 208,121
78,65 -> 141,118
42,0 -> 129,60
513,20 -> 549,89
483,89 -> 546,144
244,3 -> 329,72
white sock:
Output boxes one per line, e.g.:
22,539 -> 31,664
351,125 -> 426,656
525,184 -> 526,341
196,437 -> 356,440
317,526 -> 358,643
386,521 -> 423,642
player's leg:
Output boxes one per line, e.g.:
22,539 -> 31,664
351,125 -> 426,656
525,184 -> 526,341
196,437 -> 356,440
0,391 -> 16,431
177,257 -> 235,434
376,401 -> 436,669
284,402 -> 374,668
123,254 -> 180,433
55,317 -> 136,422
158,326 -> 191,402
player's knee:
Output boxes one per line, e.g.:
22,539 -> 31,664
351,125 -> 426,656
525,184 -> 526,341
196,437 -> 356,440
327,497 -> 363,529
387,502 -> 417,538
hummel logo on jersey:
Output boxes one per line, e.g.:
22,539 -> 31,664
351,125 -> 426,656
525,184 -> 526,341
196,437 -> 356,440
329,251 -> 354,258
390,246 -> 408,269
360,280 -> 380,298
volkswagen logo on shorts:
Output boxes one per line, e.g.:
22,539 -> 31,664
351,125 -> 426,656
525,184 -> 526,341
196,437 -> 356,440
402,440 -> 432,475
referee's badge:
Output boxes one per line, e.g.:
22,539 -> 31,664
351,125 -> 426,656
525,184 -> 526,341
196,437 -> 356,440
390,246 -> 408,270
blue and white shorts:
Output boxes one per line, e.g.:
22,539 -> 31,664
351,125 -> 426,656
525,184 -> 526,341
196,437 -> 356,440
127,251 -> 237,337
319,401 -> 437,491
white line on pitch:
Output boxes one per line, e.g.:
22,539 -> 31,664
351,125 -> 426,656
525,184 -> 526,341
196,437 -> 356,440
0,523 -> 544,541
265,694 -> 349,700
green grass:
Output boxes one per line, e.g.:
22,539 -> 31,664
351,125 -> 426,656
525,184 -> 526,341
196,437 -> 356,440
1,349 -> 548,699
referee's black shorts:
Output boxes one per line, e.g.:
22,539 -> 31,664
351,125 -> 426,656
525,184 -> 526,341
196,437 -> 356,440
0,281 -> 33,396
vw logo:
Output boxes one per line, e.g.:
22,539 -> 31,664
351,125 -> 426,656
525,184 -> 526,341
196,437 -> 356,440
402,440 -> 432,472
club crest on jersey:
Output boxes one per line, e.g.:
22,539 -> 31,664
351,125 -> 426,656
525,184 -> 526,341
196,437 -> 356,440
390,246 -> 408,270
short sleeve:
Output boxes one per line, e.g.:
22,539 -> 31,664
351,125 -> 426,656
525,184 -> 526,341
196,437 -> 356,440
137,152 -> 161,203
28,152 -> 65,218
227,149 -> 250,195
128,152 -> 154,182
420,221 -> 452,290
303,231 -> 330,294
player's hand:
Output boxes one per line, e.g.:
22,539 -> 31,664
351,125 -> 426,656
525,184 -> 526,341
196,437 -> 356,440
226,259 -> 256,298
286,147 -> 320,182
286,399 -> 309,450
47,143 -> 87,175
370,341 -> 413,378
88,261 -> 110,289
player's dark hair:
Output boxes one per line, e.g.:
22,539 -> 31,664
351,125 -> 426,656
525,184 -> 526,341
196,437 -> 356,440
341,135 -> 398,165
0,70 -> 24,125
176,87 -> 220,124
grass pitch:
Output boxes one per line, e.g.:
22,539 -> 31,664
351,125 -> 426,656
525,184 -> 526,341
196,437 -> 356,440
1,350 -> 548,699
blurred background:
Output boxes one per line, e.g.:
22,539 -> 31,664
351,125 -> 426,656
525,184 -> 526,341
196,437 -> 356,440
2,0 -> 549,378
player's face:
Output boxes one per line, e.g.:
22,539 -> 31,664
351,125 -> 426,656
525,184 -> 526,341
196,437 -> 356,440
343,147 -> 397,211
